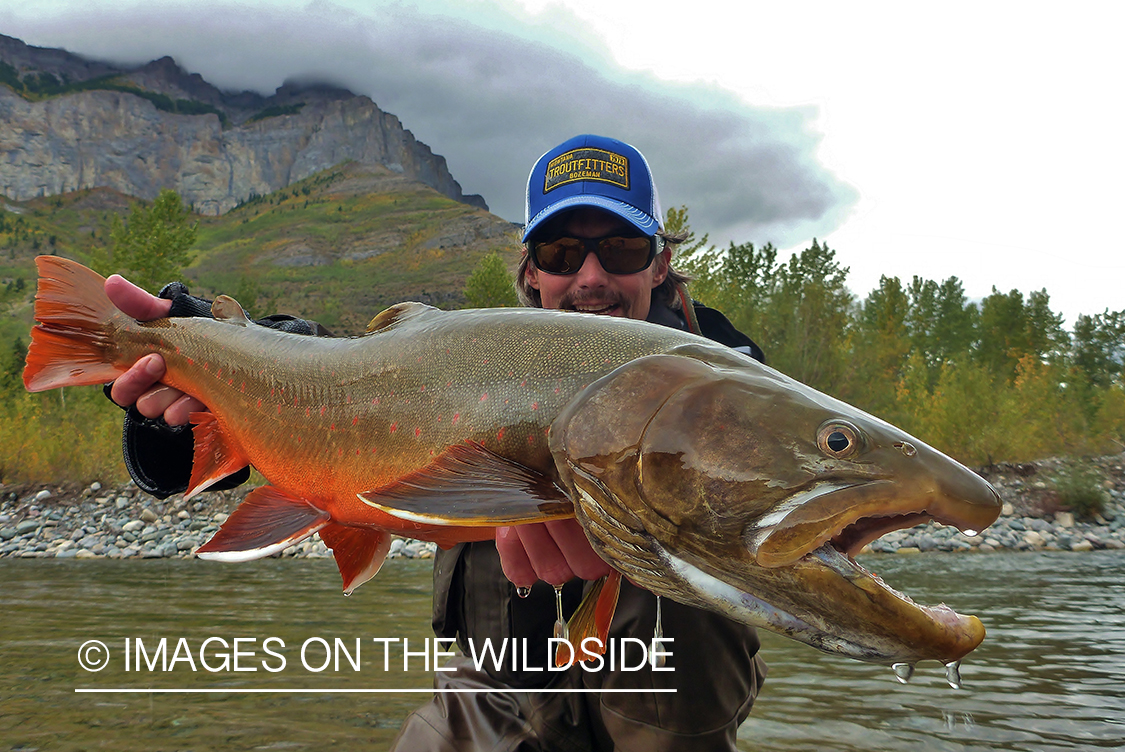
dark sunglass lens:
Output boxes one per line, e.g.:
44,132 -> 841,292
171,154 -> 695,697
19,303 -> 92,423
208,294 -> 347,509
598,236 -> 653,274
535,238 -> 585,274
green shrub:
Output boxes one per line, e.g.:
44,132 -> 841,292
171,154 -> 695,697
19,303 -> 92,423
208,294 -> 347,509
1050,465 -> 1109,520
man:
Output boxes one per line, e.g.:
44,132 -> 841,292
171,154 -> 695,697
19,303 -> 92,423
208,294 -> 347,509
106,134 -> 767,751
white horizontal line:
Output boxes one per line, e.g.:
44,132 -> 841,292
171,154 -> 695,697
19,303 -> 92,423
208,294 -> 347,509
75,688 -> 677,694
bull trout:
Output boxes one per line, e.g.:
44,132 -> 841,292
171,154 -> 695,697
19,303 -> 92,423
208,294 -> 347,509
24,256 -> 1000,669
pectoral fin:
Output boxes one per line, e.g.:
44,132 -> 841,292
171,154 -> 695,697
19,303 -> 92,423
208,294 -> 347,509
185,411 -> 251,500
359,441 -> 573,526
196,485 -> 329,562
317,523 -> 393,595
555,571 -> 622,666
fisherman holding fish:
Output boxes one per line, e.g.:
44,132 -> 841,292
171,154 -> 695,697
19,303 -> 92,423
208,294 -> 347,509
22,130 -> 1000,749
105,135 -> 771,750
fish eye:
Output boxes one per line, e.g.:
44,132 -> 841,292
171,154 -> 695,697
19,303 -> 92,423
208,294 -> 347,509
817,421 -> 862,459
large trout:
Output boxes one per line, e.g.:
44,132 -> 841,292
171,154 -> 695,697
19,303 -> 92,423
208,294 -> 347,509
24,256 -> 1000,667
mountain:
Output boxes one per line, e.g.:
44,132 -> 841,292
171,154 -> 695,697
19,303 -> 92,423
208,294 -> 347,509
0,33 -> 488,215
0,161 -> 520,343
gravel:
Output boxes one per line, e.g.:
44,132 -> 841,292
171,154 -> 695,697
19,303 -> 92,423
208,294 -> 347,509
1,453 -> 1122,561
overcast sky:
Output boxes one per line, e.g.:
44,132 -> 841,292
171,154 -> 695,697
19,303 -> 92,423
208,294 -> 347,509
3,0 -> 1122,326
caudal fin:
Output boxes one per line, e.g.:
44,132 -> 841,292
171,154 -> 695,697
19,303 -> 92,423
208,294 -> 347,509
23,255 -> 129,392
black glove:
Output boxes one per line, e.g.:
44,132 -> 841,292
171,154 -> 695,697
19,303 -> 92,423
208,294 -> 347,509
107,283 -> 327,500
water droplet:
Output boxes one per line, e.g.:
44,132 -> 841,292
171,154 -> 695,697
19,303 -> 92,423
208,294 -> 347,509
962,529 -> 979,537
651,595 -> 666,668
342,591 -> 352,598
945,660 -> 963,689
515,586 -> 532,599
553,585 -> 568,642
892,662 -> 915,683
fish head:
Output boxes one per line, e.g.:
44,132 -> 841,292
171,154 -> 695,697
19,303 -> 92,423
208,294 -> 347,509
549,346 -> 1002,666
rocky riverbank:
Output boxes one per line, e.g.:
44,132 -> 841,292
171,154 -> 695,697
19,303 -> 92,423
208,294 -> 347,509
1,454 -> 1123,561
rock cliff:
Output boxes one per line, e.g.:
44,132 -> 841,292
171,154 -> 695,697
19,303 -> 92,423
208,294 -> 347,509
0,34 -> 487,214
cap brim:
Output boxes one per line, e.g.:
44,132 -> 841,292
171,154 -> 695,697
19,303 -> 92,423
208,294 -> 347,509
522,195 -> 660,241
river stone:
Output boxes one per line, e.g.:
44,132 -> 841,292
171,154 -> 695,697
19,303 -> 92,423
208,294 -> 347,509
1001,502 -> 1015,516
121,520 -> 144,533
0,527 -> 16,541
1071,540 -> 1094,552
140,508 -> 159,523
1055,512 -> 1075,528
15,520 -> 39,535
33,489 -> 52,502
115,497 -> 131,510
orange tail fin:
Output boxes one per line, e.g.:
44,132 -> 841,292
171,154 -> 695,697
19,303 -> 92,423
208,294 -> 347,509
23,256 -> 130,392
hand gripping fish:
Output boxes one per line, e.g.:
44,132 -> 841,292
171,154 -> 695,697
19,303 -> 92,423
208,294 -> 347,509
24,256 -> 1001,669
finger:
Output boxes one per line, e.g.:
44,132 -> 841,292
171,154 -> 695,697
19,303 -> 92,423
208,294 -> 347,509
164,394 -> 209,427
543,519 -> 612,581
135,384 -> 186,420
513,523 -> 575,586
105,274 -> 172,321
496,526 -> 538,589
109,354 -> 167,407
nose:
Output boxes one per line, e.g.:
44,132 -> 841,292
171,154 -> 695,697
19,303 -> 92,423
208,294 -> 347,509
573,250 -> 611,287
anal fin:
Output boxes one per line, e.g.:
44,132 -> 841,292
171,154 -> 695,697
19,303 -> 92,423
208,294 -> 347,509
359,441 -> 573,526
185,411 -> 251,500
556,571 -> 622,667
318,523 -> 393,595
196,486 -> 329,562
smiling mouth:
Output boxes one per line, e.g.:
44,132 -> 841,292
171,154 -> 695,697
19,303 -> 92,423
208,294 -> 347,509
570,303 -> 621,315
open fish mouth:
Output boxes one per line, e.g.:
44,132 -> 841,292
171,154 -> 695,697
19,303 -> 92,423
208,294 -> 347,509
655,479 -> 1002,666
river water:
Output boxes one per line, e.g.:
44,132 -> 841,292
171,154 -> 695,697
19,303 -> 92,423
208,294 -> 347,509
2,551 -> 1123,751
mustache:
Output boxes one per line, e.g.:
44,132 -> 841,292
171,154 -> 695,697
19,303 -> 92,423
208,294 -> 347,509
558,291 -> 625,310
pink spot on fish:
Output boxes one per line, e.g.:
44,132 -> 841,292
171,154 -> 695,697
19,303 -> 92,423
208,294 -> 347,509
452,413 -> 460,425
415,427 -> 421,437
390,422 -> 398,433
352,416 -> 359,426
480,393 -> 488,402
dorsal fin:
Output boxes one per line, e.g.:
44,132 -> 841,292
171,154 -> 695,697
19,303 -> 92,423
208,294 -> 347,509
211,295 -> 250,326
366,301 -> 435,333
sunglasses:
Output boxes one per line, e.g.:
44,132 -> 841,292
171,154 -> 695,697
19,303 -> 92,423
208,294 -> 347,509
529,233 -> 660,276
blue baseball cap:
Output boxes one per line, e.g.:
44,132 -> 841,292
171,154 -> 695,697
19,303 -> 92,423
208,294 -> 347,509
522,134 -> 664,242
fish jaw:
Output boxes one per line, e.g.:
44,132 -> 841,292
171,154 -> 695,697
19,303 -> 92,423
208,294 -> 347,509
665,541 -> 987,665
568,463 -> 987,665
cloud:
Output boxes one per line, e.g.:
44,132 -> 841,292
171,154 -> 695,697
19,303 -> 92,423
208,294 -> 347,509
3,1 -> 856,247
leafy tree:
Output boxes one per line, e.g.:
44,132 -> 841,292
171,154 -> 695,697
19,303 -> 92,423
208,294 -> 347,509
463,251 -> 518,308
97,189 -> 198,293
905,276 -> 978,385
757,239 -> 853,390
977,287 -> 1066,382
851,275 -> 911,415
1072,309 -> 1125,388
